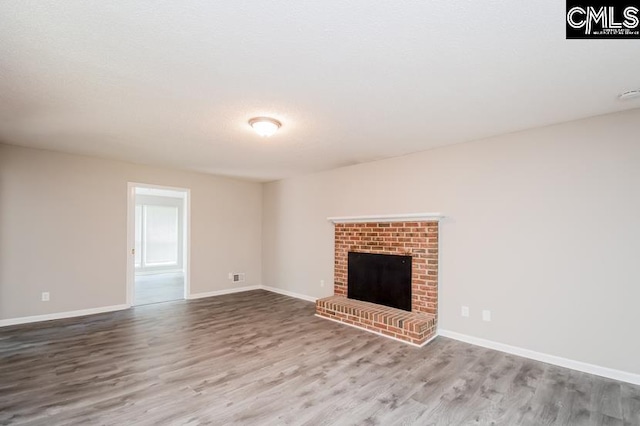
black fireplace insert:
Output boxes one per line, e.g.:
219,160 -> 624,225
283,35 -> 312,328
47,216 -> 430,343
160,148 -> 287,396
347,252 -> 412,311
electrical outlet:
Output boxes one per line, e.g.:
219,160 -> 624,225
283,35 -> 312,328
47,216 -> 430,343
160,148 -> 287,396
482,310 -> 491,322
232,273 -> 245,283
228,272 -> 233,280
461,306 -> 469,317
41,292 -> 50,302
320,279 -> 325,287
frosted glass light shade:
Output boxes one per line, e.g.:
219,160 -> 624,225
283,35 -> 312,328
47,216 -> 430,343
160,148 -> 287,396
249,117 -> 281,137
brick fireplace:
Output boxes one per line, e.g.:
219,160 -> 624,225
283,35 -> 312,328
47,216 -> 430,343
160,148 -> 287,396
316,214 -> 441,346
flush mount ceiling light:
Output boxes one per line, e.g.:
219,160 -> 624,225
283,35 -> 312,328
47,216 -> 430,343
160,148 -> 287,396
248,117 -> 282,137
618,89 -> 640,101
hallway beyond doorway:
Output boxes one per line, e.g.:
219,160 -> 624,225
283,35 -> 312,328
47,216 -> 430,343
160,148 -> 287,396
134,272 -> 184,306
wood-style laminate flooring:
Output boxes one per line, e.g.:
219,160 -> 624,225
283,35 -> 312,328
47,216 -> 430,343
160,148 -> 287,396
134,272 -> 184,306
1,290 -> 639,425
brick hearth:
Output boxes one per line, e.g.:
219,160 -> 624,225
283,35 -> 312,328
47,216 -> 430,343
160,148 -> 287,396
316,219 -> 439,345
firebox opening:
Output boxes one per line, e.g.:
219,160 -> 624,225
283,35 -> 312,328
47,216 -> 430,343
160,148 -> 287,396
347,252 -> 412,312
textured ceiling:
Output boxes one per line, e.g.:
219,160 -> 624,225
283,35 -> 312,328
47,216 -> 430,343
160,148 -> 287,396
1,1 -> 639,181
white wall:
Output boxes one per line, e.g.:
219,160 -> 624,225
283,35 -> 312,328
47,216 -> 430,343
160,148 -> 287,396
0,144 -> 262,320
262,108 -> 640,375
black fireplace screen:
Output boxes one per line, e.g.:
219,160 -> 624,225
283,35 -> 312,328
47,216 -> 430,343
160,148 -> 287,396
347,252 -> 412,311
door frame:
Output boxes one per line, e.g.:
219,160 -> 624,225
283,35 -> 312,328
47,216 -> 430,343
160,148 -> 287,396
126,182 -> 191,306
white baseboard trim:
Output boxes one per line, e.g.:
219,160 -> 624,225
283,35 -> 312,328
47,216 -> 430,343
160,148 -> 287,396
315,314 -> 436,348
438,329 -> 640,386
0,304 -> 130,328
260,285 -> 318,303
0,284 -> 273,327
187,285 -> 262,300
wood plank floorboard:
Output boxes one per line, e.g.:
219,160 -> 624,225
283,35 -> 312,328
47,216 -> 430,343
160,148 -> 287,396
134,272 -> 184,306
0,290 -> 638,425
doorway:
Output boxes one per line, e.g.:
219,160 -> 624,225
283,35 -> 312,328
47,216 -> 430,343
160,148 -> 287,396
127,183 -> 190,306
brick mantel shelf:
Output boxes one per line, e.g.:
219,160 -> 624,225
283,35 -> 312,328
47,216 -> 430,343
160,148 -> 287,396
327,213 -> 445,224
